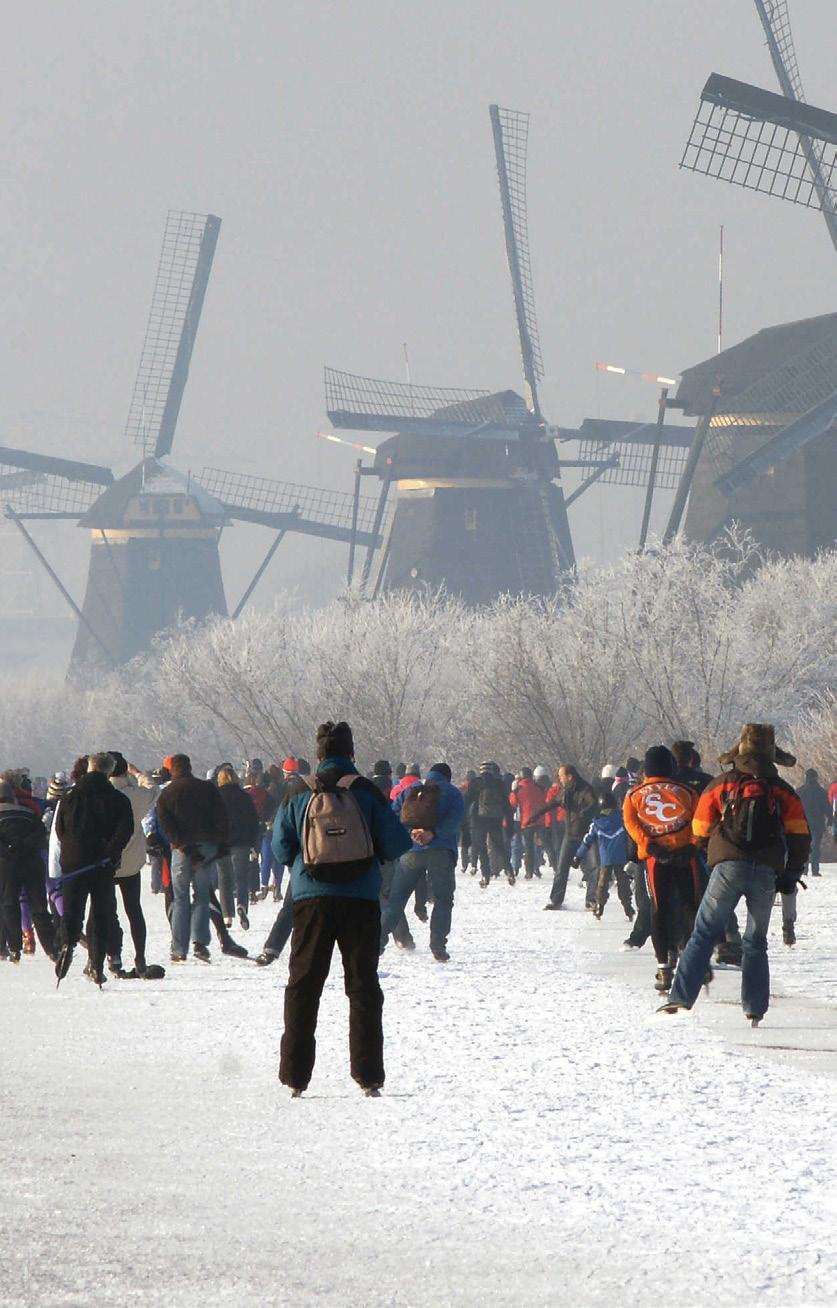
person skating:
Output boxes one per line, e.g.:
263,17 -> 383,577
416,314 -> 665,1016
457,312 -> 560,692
660,724 -> 810,1024
371,760 -> 415,953
215,766 -> 260,928
0,782 -> 58,964
510,768 -> 548,880
573,790 -> 633,920
274,721 -> 411,1097
54,754 -> 134,986
381,763 -> 465,961
796,768 -> 830,878
468,762 -> 513,886
156,754 -> 228,964
623,747 -> 701,993
541,765 -> 596,909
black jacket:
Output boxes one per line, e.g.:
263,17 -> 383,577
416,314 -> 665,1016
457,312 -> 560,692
797,780 -> 830,835
218,783 -> 260,847
0,802 -> 47,875
156,774 -> 229,850
55,772 -> 134,874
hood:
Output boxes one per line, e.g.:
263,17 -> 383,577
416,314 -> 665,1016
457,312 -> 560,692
425,770 -> 451,787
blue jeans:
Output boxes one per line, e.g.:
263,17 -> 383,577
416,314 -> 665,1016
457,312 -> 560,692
669,859 -> 777,1016
260,832 -> 281,891
380,849 -> 455,952
170,843 -> 219,957
217,845 -> 252,918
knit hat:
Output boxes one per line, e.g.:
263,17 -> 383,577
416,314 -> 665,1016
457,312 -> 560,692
373,760 -> 392,776
316,721 -> 354,761
719,723 -> 796,768
600,764 -> 617,779
533,765 -> 549,780
281,757 -> 299,774
428,762 -> 452,781
644,745 -> 675,778
480,760 -> 500,775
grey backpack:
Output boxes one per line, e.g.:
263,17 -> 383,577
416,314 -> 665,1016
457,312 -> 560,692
302,775 -> 375,883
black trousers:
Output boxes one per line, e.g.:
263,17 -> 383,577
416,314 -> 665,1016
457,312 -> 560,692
62,868 -> 117,973
548,832 -> 577,906
264,891 -> 295,957
280,897 -> 384,1092
0,861 -> 56,956
471,817 -> 508,877
646,860 -> 699,966
86,873 -> 147,968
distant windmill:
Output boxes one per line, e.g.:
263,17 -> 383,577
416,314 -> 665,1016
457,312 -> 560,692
666,0 -> 837,555
1,211 -> 382,673
322,106 -> 694,603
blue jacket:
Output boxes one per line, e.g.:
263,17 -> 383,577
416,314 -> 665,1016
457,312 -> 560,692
576,810 -> 628,867
273,757 -> 412,902
393,771 -> 466,855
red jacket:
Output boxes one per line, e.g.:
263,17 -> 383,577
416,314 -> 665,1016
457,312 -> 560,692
510,778 -> 548,828
391,774 -> 420,802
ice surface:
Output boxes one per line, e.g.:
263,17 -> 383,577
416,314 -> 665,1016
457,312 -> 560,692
2,864 -> 836,1307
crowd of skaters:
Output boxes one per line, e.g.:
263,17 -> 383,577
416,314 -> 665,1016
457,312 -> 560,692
0,719 -> 834,1088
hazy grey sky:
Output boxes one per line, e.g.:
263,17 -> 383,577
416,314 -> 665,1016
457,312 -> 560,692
2,0 -> 834,668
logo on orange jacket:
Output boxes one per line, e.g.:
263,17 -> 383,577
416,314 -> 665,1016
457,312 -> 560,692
632,782 -> 694,836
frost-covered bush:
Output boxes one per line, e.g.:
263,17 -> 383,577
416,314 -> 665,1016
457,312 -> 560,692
5,540 -> 836,779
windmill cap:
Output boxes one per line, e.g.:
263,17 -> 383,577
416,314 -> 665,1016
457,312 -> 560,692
282,757 -> 299,773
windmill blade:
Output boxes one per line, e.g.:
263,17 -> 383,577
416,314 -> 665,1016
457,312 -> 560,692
324,367 -> 526,437
0,445 -> 113,485
753,0 -> 837,251
124,211 -> 221,459
558,419 -> 695,490
200,466 -> 384,547
715,388 -> 837,495
680,75 -> 837,220
490,105 -> 544,418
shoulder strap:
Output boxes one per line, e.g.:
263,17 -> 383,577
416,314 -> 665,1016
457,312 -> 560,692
337,775 -> 360,791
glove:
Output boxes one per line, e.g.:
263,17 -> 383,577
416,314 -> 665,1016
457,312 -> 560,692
775,868 -> 805,895
570,856 -> 581,870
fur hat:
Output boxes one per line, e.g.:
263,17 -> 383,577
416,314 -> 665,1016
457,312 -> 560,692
719,723 -> 796,768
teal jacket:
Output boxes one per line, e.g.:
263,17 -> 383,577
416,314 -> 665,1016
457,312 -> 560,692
272,757 -> 412,902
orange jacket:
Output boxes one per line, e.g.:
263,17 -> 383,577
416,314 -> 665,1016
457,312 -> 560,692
622,777 -> 697,861
692,763 -> 810,872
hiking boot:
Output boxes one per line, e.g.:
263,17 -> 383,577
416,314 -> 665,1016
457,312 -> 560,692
654,965 -> 673,993
193,943 -> 211,962
783,923 -> 796,946
431,947 -> 450,963
479,877 -> 490,889
22,929 -> 35,955
236,905 -> 250,931
255,951 -> 276,966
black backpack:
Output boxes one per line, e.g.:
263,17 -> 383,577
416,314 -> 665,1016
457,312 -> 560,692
719,775 -> 784,851
476,776 -> 506,820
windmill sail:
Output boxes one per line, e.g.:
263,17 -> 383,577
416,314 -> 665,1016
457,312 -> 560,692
753,0 -> 837,250
490,105 -> 544,418
124,211 -> 221,458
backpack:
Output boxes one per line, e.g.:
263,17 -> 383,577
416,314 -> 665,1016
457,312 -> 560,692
400,782 -> 441,832
476,776 -> 506,820
301,775 -> 375,883
719,775 -> 784,851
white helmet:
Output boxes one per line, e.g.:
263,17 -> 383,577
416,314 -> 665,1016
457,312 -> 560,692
600,764 -> 617,779
533,765 -> 549,780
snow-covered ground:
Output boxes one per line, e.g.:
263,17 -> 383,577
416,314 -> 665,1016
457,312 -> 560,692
3,862 -> 837,1308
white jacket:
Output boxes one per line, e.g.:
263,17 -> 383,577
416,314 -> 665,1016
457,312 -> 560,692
110,774 -> 159,878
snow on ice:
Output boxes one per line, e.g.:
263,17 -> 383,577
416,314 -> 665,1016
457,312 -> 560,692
2,866 -> 837,1307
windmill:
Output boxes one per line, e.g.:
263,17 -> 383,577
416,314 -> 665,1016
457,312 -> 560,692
666,0 -> 837,554
322,106 -> 695,604
2,211 -> 382,674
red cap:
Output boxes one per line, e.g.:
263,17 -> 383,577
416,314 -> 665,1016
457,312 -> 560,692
282,757 -> 299,774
